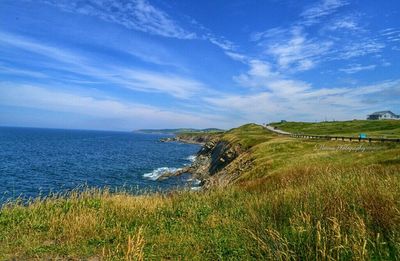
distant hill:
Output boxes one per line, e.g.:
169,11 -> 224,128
134,128 -> 224,134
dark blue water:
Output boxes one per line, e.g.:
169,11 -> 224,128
0,127 -> 200,203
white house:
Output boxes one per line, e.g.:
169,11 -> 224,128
367,111 -> 400,120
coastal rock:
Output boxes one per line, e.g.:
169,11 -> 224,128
159,134 -> 212,145
159,137 -> 176,142
158,136 -> 244,188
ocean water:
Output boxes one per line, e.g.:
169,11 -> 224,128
0,127 -> 200,203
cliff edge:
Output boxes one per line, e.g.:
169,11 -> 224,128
159,124 -> 272,187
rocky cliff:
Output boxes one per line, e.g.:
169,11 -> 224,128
158,134 -> 251,187
160,133 -> 216,145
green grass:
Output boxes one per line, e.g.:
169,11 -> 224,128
222,123 -> 276,149
1,123 -> 399,260
270,120 -> 400,138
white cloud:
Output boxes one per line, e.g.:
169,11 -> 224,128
233,59 -> 311,96
0,31 -> 86,66
40,0 -> 196,39
300,0 -> 349,25
259,27 -> 333,72
224,51 -> 248,63
34,0 -> 249,65
0,31 -> 208,99
251,27 -> 288,42
339,64 -> 376,74
39,0 -> 242,56
324,16 -> 359,31
233,60 -> 275,88
204,80 -> 400,123
109,69 -> 206,99
0,64 -> 48,78
380,28 -> 400,43
204,92 -> 277,123
0,84 -> 226,129
206,35 -> 236,51
220,43 -> 400,122
335,40 -> 385,60
251,4 -> 387,73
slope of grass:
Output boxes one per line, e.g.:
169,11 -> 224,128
270,120 -> 400,138
1,124 -> 399,260
222,123 -> 276,149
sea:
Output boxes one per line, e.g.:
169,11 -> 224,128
0,127 -> 201,204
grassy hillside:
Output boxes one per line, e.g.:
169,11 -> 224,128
222,123 -> 277,149
1,124 -> 399,260
270,120 -> 400,138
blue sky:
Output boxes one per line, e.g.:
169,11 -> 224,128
0,0 -> 399,130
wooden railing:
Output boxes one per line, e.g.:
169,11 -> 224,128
290,134 -> 400,143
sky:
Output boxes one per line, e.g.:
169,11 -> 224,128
0,0 -> 399,131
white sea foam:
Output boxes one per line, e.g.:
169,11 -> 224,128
143,167 -> 181,181
185,155 -> 197,162
187,178 -> 202,190
187,178 -> 201,185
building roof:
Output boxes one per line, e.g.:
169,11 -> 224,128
369,111 -> 397,116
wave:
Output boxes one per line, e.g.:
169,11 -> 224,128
187,178 -> 201,185
185,155 -> 197,162
143,167 -> 181,181
187,177 -> 202,190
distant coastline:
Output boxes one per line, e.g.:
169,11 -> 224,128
133,128 -> 224,135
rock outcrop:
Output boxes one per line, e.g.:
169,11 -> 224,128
158,135 -> 249,188
160,134 -> 215,145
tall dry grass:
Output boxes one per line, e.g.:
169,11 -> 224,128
244,164 -> 400,260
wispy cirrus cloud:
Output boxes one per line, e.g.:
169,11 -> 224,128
107,68 -> 206,98
0,31 -> 208,99
335,40 -> 385,60
0,64 -> 48,78
39,0 -> 196,39
339,64 -> 376,74
249,1 -> 389,74
323,15 -> 360,31
251,26 -> 334,72
0,83 -> 227,129
300,0 -> 349,25
38,0 -> 240,56
0,31 -> 86,65
218,0 -> 398,124
205,79 -> 400,123
233,59 -> 311,95
206,36 -> 236,51
263,27 -> 333,71
380,28 -> 400,46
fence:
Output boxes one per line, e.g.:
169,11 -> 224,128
290,134 -> 400,143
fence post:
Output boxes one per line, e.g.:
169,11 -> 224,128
290,133 -> 399,143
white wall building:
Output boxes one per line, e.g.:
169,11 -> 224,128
367,111 -> 400,120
